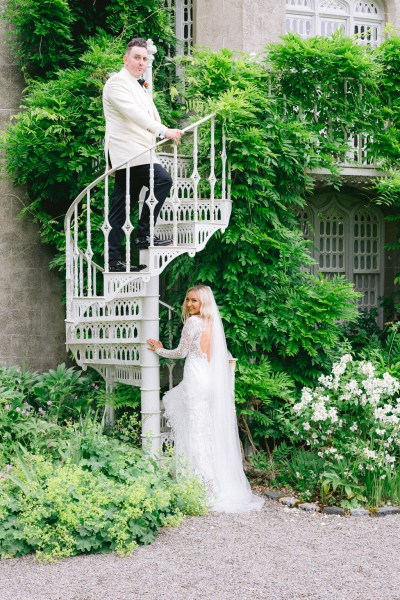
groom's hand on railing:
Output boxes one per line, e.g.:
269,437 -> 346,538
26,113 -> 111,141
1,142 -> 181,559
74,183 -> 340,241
165,129 -> 184,144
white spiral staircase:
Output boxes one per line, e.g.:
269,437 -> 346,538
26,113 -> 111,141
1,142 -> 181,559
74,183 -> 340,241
64,111 -> 231,450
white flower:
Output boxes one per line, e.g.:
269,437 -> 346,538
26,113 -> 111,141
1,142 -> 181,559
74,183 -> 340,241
327,407 -> 338,423
358,464 -> 364,470
350,422 -> 358,432
375,428 -> 385,436
311,400 -> 328,422
317,451 -> 323,458
345,379 -> 362,396
359,361 -> 375,379
364,448 -> 377,460
303,422 -> 311,431
311,432 -> 318,440
318,374 -> 334,389
294,387 -> 314,413
341,354 -> 353,364
385,453 -> 396,464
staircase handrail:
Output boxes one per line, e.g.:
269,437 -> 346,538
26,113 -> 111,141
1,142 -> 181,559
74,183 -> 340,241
64,112 -> 217,226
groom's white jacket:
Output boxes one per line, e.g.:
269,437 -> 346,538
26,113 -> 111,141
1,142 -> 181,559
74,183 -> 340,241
103,66 -> 163,169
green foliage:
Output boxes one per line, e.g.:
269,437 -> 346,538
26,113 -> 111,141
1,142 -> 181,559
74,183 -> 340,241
0,448 -> 207,560
1,0 -> 77,77
167,47 -> 360,430
0,1 -> 178,269
0,364 -> 141,461
0,369 -> 208,561
235,359 -> 296,451
1,0 -> 175,81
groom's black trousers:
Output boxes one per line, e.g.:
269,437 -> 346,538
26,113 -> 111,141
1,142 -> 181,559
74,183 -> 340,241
108,163 -> 173,263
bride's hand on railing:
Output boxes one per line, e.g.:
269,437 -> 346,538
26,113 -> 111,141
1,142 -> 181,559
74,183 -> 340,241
147,338 -> 163,351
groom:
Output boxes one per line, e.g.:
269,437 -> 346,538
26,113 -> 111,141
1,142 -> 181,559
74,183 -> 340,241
103,37 -> 184,272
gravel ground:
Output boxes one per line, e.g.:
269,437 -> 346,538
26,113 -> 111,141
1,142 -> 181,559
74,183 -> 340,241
1,498 -> 400,600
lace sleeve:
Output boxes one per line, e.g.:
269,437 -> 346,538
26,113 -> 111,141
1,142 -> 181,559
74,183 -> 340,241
156,318 -> 199,359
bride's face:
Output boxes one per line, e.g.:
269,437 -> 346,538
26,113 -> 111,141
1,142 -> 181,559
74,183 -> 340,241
186,291 -> 201,316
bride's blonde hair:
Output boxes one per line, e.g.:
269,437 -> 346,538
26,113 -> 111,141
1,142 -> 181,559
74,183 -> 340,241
181,284 -> 213,321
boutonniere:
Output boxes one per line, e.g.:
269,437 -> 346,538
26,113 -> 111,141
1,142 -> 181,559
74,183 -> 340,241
143,80 -> 149,89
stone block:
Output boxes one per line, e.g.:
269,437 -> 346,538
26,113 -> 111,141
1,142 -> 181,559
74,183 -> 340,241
264,490 -> 283,500
0,309 -> 41,336
376,506 -> 400,517
0,286 -> 12,304
298,502 -> 321,512
350,508 -> 370,517
279,496 -> 299,508
323,506 -> 345,516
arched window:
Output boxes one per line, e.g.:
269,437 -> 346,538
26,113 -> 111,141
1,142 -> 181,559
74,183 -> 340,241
286,0 -> 385,45
302,193 -> 384,318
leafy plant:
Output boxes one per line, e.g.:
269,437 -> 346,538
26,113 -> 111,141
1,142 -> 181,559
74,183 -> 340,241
284,354 -> 400,507
0,448 -> 207,560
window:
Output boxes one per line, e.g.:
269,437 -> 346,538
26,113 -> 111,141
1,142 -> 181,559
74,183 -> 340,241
301,193 -> 384,317
166,0 -> 194,55
286,0 -> 384,45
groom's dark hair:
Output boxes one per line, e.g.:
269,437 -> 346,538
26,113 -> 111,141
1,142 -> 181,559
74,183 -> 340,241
126,37 -> 147,53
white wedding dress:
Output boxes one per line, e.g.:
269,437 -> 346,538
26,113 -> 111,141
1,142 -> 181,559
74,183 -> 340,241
156,300 -> 264,513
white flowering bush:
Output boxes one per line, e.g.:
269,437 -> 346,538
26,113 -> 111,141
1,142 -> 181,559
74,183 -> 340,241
287,354 -> 400,507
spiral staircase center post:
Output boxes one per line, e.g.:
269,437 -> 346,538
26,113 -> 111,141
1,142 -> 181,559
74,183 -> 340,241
140,271 -> 161,453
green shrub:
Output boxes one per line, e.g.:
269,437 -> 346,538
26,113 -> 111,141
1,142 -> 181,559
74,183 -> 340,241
0,450 -> 207,560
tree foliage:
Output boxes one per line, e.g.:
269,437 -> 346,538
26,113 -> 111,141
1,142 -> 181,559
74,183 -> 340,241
1,0 -> 175,80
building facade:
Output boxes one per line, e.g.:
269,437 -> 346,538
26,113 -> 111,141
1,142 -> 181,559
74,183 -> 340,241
174,0 -> 400,320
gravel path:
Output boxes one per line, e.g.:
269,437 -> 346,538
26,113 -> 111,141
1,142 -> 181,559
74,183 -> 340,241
1,498 -> 400,600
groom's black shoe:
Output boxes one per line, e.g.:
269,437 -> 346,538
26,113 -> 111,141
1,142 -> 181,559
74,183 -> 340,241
109,260 -> 147,273
134,235 -> 173,249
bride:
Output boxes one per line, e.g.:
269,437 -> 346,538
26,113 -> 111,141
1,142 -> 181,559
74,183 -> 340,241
147,284 -> 264,513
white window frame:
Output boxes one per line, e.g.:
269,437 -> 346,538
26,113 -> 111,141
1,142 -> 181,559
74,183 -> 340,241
286,0 -> 385,45
174,0 -> 194,55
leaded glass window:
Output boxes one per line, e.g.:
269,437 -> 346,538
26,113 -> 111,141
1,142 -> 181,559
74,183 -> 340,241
302,195 -> 384,318
286,0 -> 384,45
166,0 -> 194,55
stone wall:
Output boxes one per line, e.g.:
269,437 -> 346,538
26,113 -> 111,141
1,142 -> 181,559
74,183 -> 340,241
0,7 -> 67,371
195,0 -> 285,53
195,0 -> 400,53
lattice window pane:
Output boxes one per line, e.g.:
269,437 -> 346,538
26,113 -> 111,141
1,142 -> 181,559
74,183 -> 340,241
353,22 -> 380,45
286,16 -> 313,36
320,18 -> 347,35
345,133 -> 375,166
317,211 -> 346,273
175,0 -> 193,55
298,207 -> 314,239
353,210 -> 380,273
353,274 -> 380,310
354,1 -> 380,16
